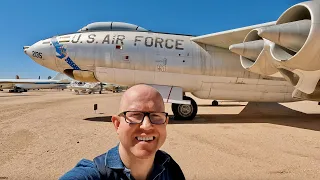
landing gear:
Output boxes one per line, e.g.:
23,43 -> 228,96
171,96 -> 198,120
9,87 -> 24,93
212,100 -> 218,106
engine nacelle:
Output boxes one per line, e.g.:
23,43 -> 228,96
64,69 -> 99,82
229,29 -> 278,76
257,1 -> 320,94
292,87 -> 320,101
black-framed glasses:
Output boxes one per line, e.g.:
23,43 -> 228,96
118,111 -> 168,124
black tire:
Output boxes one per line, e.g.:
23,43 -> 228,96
171,96 -> 198,120
212,100 -> 218,106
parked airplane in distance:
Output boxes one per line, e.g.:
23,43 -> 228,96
103,83 -> 128,93
67,81 -> 103,94
0,73 -> 71,93
24,1 -> 320,120
67,81 -> 127,94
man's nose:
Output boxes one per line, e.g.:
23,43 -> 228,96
140,116 -> 153,130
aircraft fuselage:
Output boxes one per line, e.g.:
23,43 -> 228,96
25,31 -> 295,102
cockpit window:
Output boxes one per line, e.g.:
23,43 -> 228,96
78,22 -> 148,32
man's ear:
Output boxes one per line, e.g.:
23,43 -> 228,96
165,116 -> 169,125
111,115 -> 120,132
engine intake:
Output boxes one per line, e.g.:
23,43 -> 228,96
258,1 -> 320,94
64,69 -> 99,82
229,29 -> 278,76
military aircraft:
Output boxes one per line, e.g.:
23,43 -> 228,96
103,83 -> 128,93
0,73 -> 71,92
67,81 -> 103,94
24,1 -> 320,120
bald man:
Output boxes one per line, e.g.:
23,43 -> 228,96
59,84 -> 185,180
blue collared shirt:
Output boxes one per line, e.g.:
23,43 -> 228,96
59,145 -> 184,180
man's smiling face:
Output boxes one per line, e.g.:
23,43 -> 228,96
112,85 -> 168,159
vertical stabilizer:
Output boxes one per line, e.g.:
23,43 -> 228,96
52,73 -> 69,81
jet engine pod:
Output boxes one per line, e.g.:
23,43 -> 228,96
292,87 -> 320,101
229,29 -> 278,76
258,1 -> 320,71
64,69 -> 99,82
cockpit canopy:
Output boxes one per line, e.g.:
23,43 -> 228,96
78,22 -> 148,32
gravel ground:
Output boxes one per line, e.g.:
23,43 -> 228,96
0,90 -> 319,180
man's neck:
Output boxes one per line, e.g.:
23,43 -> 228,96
119,144 -> 155,180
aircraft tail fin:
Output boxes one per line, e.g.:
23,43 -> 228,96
52,73 -> 69,81
16,75 -> 20,79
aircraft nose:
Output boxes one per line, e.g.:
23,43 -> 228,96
24,39 -> 60,72
24,42 -> 44,66
23,46 -> 30,53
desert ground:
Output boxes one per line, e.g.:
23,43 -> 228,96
0,90 -> 320,180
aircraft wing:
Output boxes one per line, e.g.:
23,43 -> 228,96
0,79 -> 40,84
0,79 -> 67,84
67,87 -> 87,90
68,86 -> 97,90
190,21 -> 275,49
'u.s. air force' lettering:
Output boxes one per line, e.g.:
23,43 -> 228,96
134,36 -> 184,50
71,34 -> 184,50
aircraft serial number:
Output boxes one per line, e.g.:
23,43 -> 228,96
32,51 -> 43,59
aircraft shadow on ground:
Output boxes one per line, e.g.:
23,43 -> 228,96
0,94 -> 40,97
170,102 -> 320,132
83,102 -> 320,131
198,104 -> 246,107
84,116 -> 112,122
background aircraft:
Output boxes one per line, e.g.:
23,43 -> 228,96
24,1 -> 320,120
103,83 -> 128,93
0,73 -> 70,93
67,81 -> 127,94
67,81 -> 103,94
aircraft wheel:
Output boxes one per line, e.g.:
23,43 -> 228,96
171,96 -> 197,120
212,100 -> 219,106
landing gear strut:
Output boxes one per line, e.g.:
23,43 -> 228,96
212,100 -> 218,106
171,96 -> 198,120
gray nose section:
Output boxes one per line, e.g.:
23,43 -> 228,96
23,43 -> 44,66
23,46 -> 31,56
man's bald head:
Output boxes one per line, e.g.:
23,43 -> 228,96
119,84 -> 165,113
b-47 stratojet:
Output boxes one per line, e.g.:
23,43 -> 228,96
24,1 -> 320,120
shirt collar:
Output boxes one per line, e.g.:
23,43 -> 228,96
105,144 -> 171,170
105,144 -> 125,169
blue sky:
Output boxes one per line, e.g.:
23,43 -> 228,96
0,0 -> 302,78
